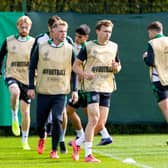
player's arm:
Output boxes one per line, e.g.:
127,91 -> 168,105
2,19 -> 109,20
30,36 -> 39,57
73,46 -> 87,78
28,44 -> 39,99
143,44 -> 155,66
73,46 -> 95,80
71,49 -> 78,104
0,40 -> 7,77
112,49 -> 121,74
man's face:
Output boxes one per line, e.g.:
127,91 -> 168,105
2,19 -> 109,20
148,30 -> 155,40
52,25 -> 67,43
96,25 -> 112,42
17,22 -> 31,37
75,33 -> 88,45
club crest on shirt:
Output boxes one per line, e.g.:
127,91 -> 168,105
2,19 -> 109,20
43,51 -> 49,61
92,50 -> 97,57
12,46 -> 16,50
10,45 -> 17,53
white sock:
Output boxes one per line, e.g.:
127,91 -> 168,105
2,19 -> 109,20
47,112 -> 52,123
76,128 -> 84,138
76,134 -> 85,146
60,129 -> 66,142
99,127 -> 111,139
22,130 -> 29,143
12,110 -> 18,121
84,141 -> 92,157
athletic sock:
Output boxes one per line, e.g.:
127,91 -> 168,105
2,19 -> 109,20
99,127 -> 111,139
76,133 -> 85,146
76,128 -> 84,138
12,110 -> 18,121
84,141 -> 92,157
22,130 -> 29,143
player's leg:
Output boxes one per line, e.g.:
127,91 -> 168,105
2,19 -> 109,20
59,107 -> 68,153
95,106 -> 112,145
36,94 -> 51,154
50,95 -> 66,159
20,100 -> 31,150
95,93 -> 112,145
67,92 -> 86,146
67,104 -> 84,141
158,99 -> 168,122
46,111 -> 52,136
159,100 -> 168,145
84,102 -> 101,162
7,78 -> 20,136
152,82 -> 168,144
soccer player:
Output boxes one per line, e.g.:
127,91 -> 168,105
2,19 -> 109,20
30,15 -> 72,153
27,18 -> 78,159
143,21 -> 168,131
72,19 -> 121,162
0,16 -> 35,150
67,24 -> 112,146
66,24 -> 90,146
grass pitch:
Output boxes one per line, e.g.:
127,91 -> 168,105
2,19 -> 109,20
0,134 -> 167,168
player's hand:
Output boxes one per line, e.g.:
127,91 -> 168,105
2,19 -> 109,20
27,89 -> 35,99
112,60 -> 121,74
71,91 -> 78,104
143,51 -> 148,58
83,71 -> 95,80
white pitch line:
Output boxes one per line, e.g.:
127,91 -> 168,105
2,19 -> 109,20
93,149 -> 152,168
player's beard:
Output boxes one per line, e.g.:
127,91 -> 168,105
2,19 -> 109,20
20,31 -> 28,37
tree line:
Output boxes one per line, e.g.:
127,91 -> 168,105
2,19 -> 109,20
1,0 -> 168,14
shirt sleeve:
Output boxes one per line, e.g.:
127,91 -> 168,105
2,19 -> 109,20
29,44 -> 39,89
115,50 -> 120,63
30,37 -> 39,58
0,40 -> 7,75
66,36 -> 74,46
77,45 -> 87,61
143,43 -> 155,66
71,49 -> 78,91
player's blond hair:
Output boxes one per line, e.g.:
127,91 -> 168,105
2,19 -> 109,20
52,19 -> 68,29
16,16 -> 32,27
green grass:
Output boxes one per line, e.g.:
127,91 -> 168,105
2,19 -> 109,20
0,134 -> 168,168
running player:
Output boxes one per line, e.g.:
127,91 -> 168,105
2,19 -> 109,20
30,15 -> 73,153
67,24 -> 112,146
0,16 -> 35,150
72,19 -> 121,162
143,21 -> 168,139
27,18 -> 78,159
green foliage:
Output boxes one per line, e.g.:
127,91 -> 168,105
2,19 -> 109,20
1,0 -> 168,14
